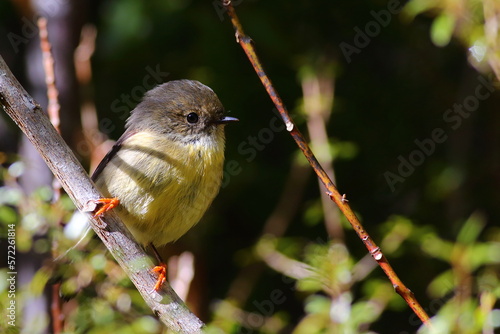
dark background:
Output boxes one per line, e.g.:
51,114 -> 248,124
0,0 -> 499,333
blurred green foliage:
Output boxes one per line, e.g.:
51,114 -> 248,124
1,0 -> 500,333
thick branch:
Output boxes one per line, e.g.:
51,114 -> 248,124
0,55 -> 203,333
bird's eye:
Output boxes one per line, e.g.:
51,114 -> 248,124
186,112 -> 199,124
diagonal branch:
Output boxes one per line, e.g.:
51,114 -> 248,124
222,0 -> 431,327
0,55 -> 203,334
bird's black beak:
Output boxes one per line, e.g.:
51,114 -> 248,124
215,116 -> 239,124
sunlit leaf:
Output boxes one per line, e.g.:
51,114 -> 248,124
430,13 -> 456,47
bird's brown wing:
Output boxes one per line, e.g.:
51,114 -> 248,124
91,130 -> 135,181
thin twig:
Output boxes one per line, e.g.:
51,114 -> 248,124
51,283 -> 63,334
301,67 -> 344,240
38,16 -> 65,333
0,55 -> 204,334
222,0 -> 431,326
38,17 -> 63,202
73,24 -> 113,173
256,237 -> 312,280
38,17 -> 60,135
261,161 -> 311,236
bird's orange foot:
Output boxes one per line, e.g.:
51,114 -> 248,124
93,197 -> 120,217
152,263 -> 167,291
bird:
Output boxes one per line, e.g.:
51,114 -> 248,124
90,79 -> 238,290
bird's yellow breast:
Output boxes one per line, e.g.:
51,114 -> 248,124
95,131 -> 225,246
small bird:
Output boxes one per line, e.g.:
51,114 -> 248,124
91,80 -> 237,290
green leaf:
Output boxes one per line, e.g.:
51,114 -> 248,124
456,212 -> 485,244
431,13 -> 456,47
427,269 -> 454,298
0,206 -> 17,225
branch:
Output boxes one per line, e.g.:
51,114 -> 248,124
38,17 -> 61,135
301,67 -> 344,240
222,0 -> 432,327
0,55 -> 203,333
38,16 -> 64,333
